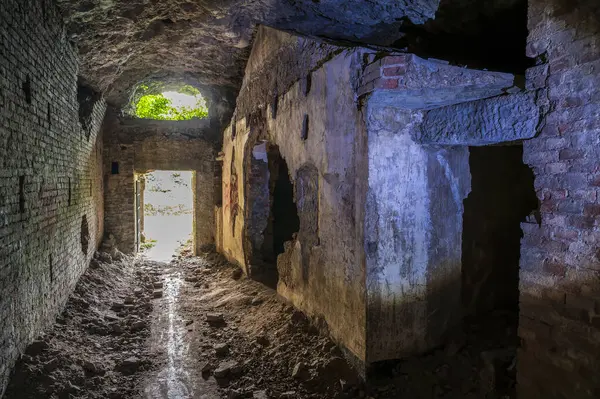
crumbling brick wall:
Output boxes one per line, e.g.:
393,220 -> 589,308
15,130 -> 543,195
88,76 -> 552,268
102,112 -> 217,254
0,0 -> 106,394
519,0 -> 600,397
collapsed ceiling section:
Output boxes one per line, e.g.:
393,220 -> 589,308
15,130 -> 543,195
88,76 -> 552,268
55,0 -> 441,107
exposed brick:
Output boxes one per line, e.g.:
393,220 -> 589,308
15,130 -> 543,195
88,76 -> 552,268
557,199 -> 583,214
0,0 -> 106,394
589,174 -> 600,187
552,228 -> 579,241
382,66 -> 407,77
523,150 -> 558,165
545,137 -> 569,150
546,162 -> 568,174
583,203 -> 600,217
566,215 -> 597,230
521,4 -> 600,393
379,78 -> 398,89
102,112 -> 216,255
381,55 -> 408,66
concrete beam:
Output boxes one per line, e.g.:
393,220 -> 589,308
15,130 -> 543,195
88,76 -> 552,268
359,54 -> 517,110
417,92 -> 539,145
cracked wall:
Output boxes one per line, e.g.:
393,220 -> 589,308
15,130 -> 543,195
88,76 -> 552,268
0,0 -> 106,394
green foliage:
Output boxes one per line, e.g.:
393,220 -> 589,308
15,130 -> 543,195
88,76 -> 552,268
135,91 -> 208,121
143,171 -> 188,193
170,173 -> 188,187
140,238 -> 157,250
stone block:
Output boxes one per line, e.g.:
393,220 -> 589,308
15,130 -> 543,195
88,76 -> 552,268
417,92 -> 538,145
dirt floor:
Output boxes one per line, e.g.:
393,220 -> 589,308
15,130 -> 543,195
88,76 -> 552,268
4,243 -> 517,399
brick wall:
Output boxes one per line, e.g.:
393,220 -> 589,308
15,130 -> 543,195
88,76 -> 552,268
103,112 -> 217,254
0,0 -> 106,395
518,0 -> 600,397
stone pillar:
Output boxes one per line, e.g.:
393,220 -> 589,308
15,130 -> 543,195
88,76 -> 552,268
364,105 -> 471,363
194,162 -> 216,254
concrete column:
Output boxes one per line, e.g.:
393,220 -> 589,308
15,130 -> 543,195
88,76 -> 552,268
364,105 -> 471,363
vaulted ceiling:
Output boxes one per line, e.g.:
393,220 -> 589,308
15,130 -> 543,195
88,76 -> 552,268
56,0 -> 440,107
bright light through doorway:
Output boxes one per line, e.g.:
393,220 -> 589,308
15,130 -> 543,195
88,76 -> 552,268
142,170 -> 193,262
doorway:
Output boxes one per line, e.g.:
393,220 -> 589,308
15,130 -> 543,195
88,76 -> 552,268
460,144 -> 538,395
139,170 -> 194,262
461,144 -> 538,317
246,143 -> 299,288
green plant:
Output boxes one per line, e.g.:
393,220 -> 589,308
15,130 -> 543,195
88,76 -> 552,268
140,238 -> 157,250
134,86 -> 208,120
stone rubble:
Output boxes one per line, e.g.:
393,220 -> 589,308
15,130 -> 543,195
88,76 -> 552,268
4,242 -> 156,399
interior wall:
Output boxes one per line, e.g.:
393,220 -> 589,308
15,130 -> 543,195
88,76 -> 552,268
0,0 -> 106,394
462,145 -> 538,316
519,0 -> 600,397
102,112 -> 217,254
219,27 -> 368,365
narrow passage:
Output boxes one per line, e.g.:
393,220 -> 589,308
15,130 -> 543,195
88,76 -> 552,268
5,241 -> 518,398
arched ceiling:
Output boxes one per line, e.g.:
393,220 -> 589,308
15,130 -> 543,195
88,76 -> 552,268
55,0 -> 441,107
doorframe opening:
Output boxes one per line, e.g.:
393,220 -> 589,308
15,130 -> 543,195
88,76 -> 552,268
134,170 -> 196,259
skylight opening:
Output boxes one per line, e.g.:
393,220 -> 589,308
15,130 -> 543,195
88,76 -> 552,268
134,85 -> 208,121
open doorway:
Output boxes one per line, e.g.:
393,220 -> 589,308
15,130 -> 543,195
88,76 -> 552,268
460,144 -> 538,395
462,144 -> 538,317
246,142 -> 299,288
138,170 -> 194,262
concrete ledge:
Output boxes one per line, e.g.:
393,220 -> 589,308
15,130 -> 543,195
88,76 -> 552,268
417,92 -> 539,145
360,54 -> 517,109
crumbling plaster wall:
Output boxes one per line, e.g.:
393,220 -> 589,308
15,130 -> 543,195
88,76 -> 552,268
220,27 -> 368,363
267,51 -> 367,363
0,0 -> 106,394
363,104 -> 470,362
518,0 -> 600,397
358,52 -> 538,363
103,112 -> 217,254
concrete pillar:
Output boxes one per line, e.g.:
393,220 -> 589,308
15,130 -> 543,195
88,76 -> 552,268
364,105 -> 471,363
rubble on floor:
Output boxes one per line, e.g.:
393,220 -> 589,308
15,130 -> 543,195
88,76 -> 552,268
164,242 -> 518,399
367,311 -> 518,399
142,242 -> 361,398
4,244 -> 156,399
4,239 -> 518,399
